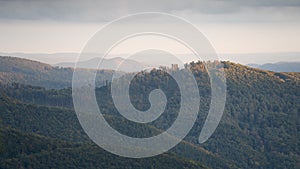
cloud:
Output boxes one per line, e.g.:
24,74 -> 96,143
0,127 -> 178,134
0,0 -> 299,22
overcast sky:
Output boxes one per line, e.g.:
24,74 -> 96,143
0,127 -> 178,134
0,0 -> 300,54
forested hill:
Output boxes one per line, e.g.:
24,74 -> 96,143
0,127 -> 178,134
0,56 -> 70,88
0,90 -> 209,169
0,56 -> 299,168
0,127 -> 207,169
0,56 -> 114,89
0,55 -> 299,90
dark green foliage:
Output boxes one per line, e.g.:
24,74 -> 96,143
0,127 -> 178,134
0,89 -> 223,168
0,128 -> 206,169
2,83 -> 73,108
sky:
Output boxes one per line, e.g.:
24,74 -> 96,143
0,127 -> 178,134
0,0 -> 300,56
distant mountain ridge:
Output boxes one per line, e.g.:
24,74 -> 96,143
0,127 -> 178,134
247,62 -> 300,72
55,57 -> 150,72
2,52 -> 300,66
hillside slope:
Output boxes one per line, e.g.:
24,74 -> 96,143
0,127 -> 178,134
0,128 -> 207,169
0,88 -> 227,169
0,56 -> 114,89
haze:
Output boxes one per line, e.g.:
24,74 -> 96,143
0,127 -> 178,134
0,0 -> 299,63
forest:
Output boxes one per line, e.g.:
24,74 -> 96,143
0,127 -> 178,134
0,56 -> 299,168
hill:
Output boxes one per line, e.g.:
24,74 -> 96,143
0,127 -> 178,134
0,86 -> 228,169
0,56 -> 114,89
0,57 -> 299,168
0,127 -> 206,169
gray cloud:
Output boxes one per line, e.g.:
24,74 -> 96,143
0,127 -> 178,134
0,0 -> 299,22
